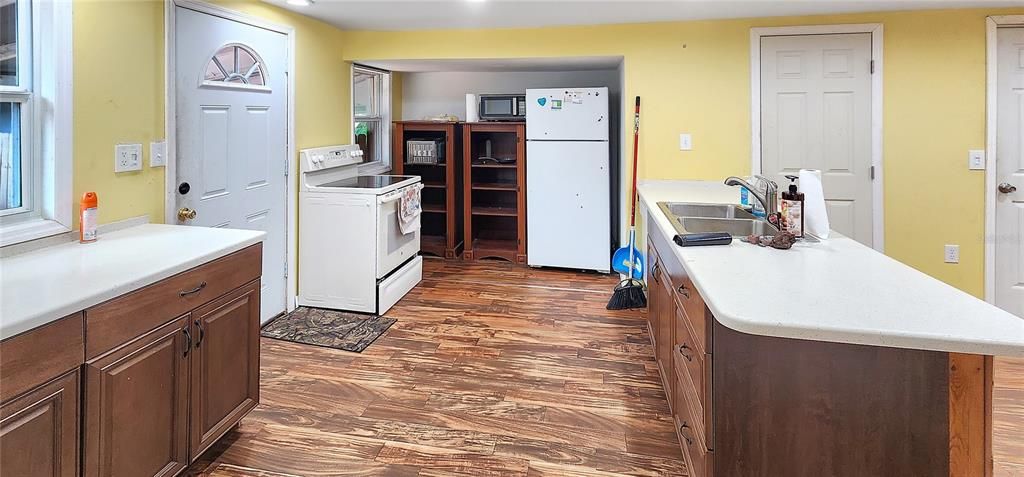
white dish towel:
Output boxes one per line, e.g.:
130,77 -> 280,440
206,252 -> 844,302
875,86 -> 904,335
399,185 -> 422,235
799,169 -> 830,239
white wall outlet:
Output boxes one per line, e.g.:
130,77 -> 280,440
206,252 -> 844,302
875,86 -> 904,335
944,244 -> 960,264
114,143 -> 143,173
679,133 -> 693,151
150,141 -> 166,167
968,150 -> 985,170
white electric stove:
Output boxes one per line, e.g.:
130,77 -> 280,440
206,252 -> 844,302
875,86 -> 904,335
298,144 -> 423,314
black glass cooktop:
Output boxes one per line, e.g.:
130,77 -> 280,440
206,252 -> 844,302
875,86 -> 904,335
321,175 -> 417,189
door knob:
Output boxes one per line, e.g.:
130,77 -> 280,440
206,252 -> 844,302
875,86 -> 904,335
998,183 -> 1017,194
177,207 -> 198,221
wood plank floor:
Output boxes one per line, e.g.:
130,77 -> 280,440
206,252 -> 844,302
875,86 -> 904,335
994,357 -> 1024,477
186,258 -> 688,476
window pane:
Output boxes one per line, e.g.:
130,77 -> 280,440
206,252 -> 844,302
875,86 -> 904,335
354,120 -> 379,164
0,1 -> 18,87
0,101 -> 23,210
353,70 -> 377,117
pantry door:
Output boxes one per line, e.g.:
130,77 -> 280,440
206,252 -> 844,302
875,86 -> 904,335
995,26 -> 1024,318
175,6 -> 288,322
760,32 -> 874,246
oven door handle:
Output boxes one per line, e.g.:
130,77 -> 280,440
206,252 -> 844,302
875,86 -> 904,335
378,183 -> 423,204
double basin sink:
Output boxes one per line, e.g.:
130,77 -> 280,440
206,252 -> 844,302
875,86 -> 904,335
657,202 -> 782,237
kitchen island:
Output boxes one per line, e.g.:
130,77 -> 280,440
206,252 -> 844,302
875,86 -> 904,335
637,180 -> 1024,477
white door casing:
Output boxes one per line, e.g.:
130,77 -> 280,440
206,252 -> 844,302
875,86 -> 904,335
174,6 -> 288,322
994,26 -> 1024,318
760,33 -> 874,246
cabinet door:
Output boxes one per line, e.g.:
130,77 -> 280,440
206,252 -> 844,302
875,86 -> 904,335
190,280 -> 260,458
84,316 -> 190,477
0,370 -> 79,477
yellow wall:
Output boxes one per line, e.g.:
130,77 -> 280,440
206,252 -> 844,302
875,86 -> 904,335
73,0 -> 166,228
342,7 -> 1024,297
71,0 -> 350,228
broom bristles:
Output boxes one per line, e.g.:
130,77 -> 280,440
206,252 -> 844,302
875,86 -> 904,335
607,279 -> 647,310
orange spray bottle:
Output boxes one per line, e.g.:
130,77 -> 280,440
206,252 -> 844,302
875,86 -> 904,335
80,192 -> 98,243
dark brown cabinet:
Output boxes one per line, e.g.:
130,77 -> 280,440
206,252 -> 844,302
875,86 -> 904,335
646,222 -> 962,477
79,245 -> 262,477
189,281 -> 261,457
83,316 -> 191,477
0,370 -> 80,477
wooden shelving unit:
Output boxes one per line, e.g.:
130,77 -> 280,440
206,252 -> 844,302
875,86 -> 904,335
392,121 -> 463,259
461,122 -> 526,263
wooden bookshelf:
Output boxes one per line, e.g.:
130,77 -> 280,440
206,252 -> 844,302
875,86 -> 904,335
392,121 -> 463,259
461,122 -> 526,263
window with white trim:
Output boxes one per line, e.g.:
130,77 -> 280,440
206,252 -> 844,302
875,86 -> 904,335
352,65 -> 391,169
0,0 -> 73,246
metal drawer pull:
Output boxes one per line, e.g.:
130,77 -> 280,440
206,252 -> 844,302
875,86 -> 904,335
679,423 -> 694,445
679,343 -> 693,361
179,281 -> 207,297
651,262 -> 661,282
194,320 -> 205,348
677,285 -> 690,299
182,328 -> 192,357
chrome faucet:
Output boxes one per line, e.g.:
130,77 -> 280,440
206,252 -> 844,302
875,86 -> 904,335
724,175 -> 779,221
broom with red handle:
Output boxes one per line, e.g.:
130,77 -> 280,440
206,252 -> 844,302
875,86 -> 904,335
607,96 -> 647,310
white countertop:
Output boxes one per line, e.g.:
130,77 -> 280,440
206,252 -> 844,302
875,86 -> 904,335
0,224 -> 265,340
639,180 -> 1024,357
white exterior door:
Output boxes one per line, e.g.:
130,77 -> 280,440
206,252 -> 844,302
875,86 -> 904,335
761,33 -> 873,245
175,7 -> 288,322
995,27 -> 1024,318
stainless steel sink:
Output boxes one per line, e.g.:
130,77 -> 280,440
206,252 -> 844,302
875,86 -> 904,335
677,217 -> 778,237
660,202 -> 756,219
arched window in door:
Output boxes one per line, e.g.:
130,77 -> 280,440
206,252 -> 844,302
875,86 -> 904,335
202,43 -> 268,89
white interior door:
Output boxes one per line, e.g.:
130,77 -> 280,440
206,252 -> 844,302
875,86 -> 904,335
995,26 -> 1024,318
761,33 -> 873,245
175,7 -> 288,322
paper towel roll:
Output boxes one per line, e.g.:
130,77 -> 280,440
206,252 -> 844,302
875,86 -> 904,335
799,169 -> 830,239
465,94 -> 479,122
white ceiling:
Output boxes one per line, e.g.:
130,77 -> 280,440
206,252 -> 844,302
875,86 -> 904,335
360,56 -> 624,72
263,0 -> 1020,32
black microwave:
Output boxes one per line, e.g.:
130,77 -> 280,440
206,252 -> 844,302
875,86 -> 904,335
478,94 -> 527,121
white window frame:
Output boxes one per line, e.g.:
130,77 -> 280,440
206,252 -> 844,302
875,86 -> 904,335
0,0 -> 73,247
351,64 -> 391,174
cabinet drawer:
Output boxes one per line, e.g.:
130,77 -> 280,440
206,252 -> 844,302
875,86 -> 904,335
673,277 -> 709,356
0,313 -> 84,402
677,415 -> 712,477
674,308 -> 705,412
85,244 -> 262,359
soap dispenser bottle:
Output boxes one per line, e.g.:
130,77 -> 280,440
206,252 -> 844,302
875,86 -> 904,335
780,175 -> 804,237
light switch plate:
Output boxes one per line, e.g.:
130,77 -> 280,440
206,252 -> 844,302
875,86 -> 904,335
944,244 -> 960,264
150,141 -> 167,167
114,143 -> 143,173
968,150 -> 985,170
679,133 -> 692,151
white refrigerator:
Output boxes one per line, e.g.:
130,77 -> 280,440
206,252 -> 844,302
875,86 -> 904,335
526,87 -> 611,272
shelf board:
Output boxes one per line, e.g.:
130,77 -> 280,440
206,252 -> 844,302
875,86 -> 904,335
423,203 -> 447,214
471,162 -> 517,169
469,238 -> 518,262
404,162 -> 447,167
471,206 -> 517,217
421,234 -> 446,257
471,182 -> 516,191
